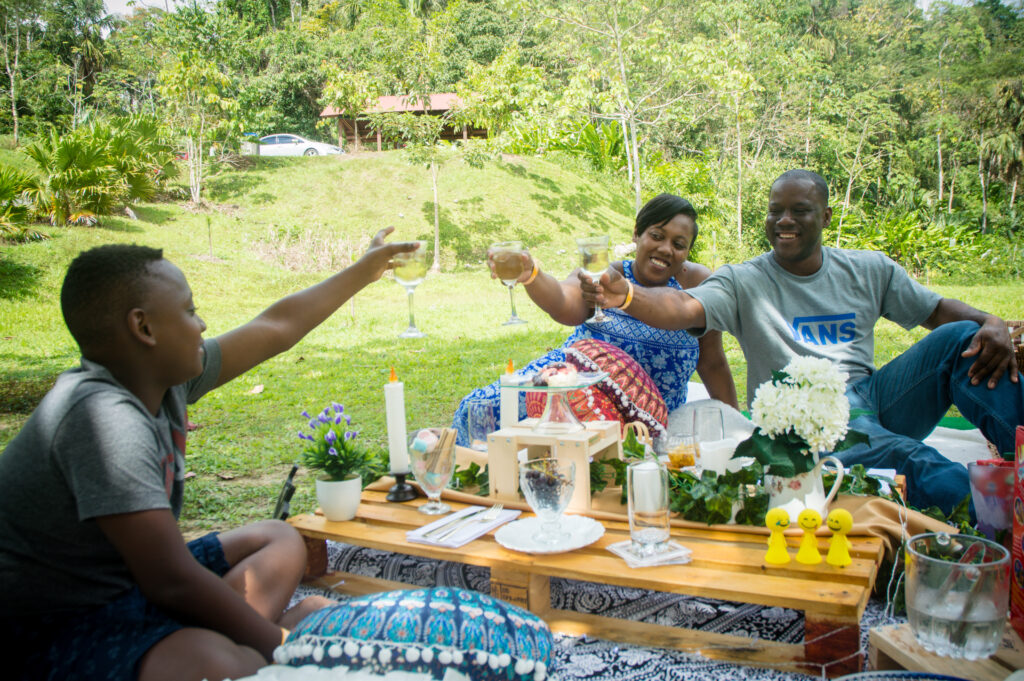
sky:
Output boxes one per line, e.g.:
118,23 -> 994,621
104,0 -> 192,17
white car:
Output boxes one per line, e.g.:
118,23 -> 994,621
258,134 -> 344,157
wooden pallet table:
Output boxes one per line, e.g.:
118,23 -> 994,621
869,623 -> 1024,681
289,490 -> 885,678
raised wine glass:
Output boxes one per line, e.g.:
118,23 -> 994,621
576,235 -> 610,323
489,240 -> 528,326
393,240 -> 428,338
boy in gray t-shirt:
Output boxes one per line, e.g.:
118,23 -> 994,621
0,229 -> 417,681
585,170 -> 1022,514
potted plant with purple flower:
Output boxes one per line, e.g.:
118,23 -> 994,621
297,402 -> 387,521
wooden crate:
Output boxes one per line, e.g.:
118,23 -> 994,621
290,490 -> 884,678
485,419 -> 622,513
869,623 -> 1024,680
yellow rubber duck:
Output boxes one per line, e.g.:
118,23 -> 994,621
825,508 -> 853,567
795,508 -> 822,565
764,507 -> 791,565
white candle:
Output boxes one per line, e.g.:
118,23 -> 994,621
499,359 -> 518,430
698,437 -> 738,476
384,367 -> 409,474
630,460 -> 664,514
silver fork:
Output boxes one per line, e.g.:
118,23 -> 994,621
433,503 -> 503,543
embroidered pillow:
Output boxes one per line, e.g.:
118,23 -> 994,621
563,338 -> 668,437
274,587 -> 553,681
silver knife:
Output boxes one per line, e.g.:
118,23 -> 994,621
422,508 -> 485,538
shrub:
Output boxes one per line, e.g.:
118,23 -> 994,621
0,165 -> 44,241
22,116 -> 177,226
836,209 -> 990,277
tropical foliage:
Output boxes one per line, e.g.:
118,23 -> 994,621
0,0 -> 1020,277
0,164 -> 37,240
19,115 -> 176,226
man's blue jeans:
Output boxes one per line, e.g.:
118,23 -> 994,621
838,321 -> 1024,514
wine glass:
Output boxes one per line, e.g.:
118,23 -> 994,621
489,240 -> 528,326
393,240 -> 428,338
519,457 -> 576,545
576,235 -> 610,323
408,428 -> 455,515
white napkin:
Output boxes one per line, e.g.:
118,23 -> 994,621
406,506 -> 521,548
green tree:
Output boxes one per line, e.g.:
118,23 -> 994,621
1,0 -> 43,145
320,65 -> 377,151
368,111 -> 447,271
40,0 -> 115,127
367,110 -> 489,272
157,51 -> 238,204
452,45 -> 546,140
535,0 -> 694,212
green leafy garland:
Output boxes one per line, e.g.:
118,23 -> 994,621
448,429 -> 973,529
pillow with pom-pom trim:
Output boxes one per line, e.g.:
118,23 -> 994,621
563,338 -> 667,437
274,587 -> 553,681
524,384 -> 620,426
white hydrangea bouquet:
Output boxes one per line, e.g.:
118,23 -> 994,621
733,356 -> 868,478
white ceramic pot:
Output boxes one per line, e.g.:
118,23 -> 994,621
764,455 -> 844,519
315,475 -> 362,521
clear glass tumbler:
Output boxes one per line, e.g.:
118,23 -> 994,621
692,405 -> 724,467
627,459 -> 671,557
905,532 -> 1010,660
466,399 -> 496,452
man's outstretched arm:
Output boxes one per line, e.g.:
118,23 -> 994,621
213,227 -> 417,388
922,298 -> 1018,388
579,267 -> 708,331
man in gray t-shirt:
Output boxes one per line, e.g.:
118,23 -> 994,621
0,229 -> 417,681
586,169 -> 1022,514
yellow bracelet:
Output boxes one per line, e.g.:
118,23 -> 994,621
523,263 -> 540,285
618,280 -> 635,311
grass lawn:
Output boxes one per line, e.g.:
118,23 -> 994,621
1,151 -> 1021,537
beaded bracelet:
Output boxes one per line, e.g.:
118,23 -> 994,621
523,263 -> 540,285
617,280 -> 635,311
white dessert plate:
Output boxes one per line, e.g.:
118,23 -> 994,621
494,514 -> 604,554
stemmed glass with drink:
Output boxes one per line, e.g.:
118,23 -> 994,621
393,240 -> 427,338
489,241 -> 528,326
576,235 -> 610,323
520,458 -> 575,546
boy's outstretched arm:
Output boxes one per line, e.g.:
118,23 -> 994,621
97,509 -> 284,661
214,227 -> 417,388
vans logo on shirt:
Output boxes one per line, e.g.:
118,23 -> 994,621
790,314 -> 856,345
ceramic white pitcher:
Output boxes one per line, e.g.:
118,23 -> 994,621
764,455 -> 844,519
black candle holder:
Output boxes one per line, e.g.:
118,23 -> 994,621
386,472 -> 417,502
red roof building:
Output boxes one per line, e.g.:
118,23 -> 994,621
320,93 -> 487,151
